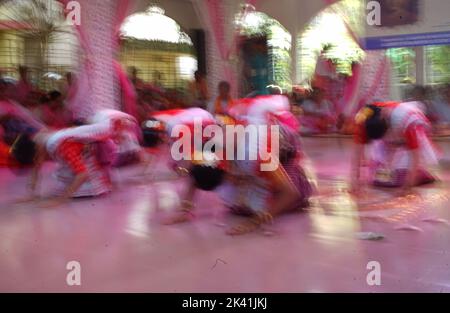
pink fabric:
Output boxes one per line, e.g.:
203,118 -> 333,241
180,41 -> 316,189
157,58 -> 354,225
0,100 -> 45,130
58,0 -> 135,118
38,106 -> 72,129
114,0 -> 132,46
59,0 -> 91,55
357,56 -> 389,112
271,111 -> 300,133
114,60 -> 138,119
205,0 -> 233,87
204,1 -> 259,96
338,63 -> 361,115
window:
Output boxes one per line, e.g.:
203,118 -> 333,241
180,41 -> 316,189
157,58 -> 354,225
386,47 -> 416,85
425,45 -> 450,85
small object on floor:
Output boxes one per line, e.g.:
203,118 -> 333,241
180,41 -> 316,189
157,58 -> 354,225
211,258 -> 227,270
421,217 -> 450,225
356,232 -> 384,241
394,224 -> 423,232
261,229 -> 277,237
214,221 -> 227,227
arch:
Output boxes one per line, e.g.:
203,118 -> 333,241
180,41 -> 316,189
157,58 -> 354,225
255,0 -> 329,34
121,6 -> 193,45
129,0 -> 202,32
0,0 -> 79,90
297,0 -> 365,82
236,9 -> 292,91
119,5 -> 198,90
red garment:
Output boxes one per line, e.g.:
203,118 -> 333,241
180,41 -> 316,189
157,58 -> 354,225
354,123 -> 421,150
57,140 -> 87,174
404,124 -> 425,150
0,141 -> 18,167
354,124 -> 368,144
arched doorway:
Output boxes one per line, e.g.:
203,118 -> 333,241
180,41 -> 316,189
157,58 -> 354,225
236,9 -> 292,95
120,5 -> 197,92
0,0 -> 79,91
298,0 -> 364,84
296,0 -> 366,116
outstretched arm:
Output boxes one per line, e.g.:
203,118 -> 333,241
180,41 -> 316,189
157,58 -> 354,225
16,145 -> 46,203
402,148 -> 419,193
163,178 -> 197,225
401,124 -> 424,193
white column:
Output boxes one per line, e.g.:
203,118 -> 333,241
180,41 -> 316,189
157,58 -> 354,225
75,0 -> 120,119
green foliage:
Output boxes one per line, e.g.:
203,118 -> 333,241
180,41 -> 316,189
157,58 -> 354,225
386,48 -> 416,84
426,45 -> 450,84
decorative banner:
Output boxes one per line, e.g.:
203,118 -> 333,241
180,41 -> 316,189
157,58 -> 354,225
59,0 -> 137,121
364,0 -> 450,49
193,0 -> 256,100
343,50 -> 391,117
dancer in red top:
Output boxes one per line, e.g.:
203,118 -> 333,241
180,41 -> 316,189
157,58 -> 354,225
351,101 -> 439,193
11,109 -> 141,207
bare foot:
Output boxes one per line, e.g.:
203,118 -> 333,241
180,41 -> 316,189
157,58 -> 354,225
395,187 -> 416,198
15,195 -> 40,204
226,213 -> 273,236
38,197 -> 66,209
226,219 -> 260,236
163,211 -> 193,225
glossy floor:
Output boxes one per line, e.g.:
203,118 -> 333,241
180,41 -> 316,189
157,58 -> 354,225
1,137 -> 450,292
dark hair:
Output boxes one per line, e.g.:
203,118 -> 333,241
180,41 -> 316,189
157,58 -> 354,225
364,105 -> 388,140
39,94 -> 50,104
48,90 -> 62,101
218,81 -> 230,90
72,119 -> 86,126
190,164 -> 225,191
141,119 -> 164,148
10,134 -> 36,165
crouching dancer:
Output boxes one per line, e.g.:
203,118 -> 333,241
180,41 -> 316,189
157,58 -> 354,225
351,101 -> 440,193
11,109 -> 139,206
165,95 -> 314,236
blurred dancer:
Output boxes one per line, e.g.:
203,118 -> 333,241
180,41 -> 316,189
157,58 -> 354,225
351,101 -> 439,192
164,95 -> 313,235
12,109 -> 142,206
299,88 -> 337,134
1,80 -> 45,167
89,109 -> 146,167
36,91 -> 73,129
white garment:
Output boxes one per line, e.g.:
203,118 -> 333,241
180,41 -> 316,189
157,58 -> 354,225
89,109 -> 141,155
154,108 -> 215,135
370,101 -> 439,173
